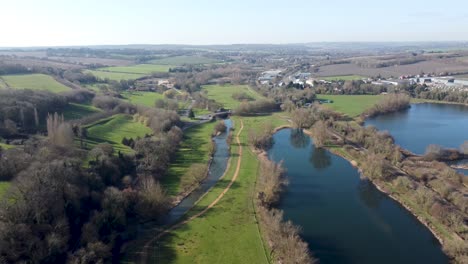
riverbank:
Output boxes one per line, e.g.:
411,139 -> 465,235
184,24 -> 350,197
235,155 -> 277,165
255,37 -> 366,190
270,125 -> 460,262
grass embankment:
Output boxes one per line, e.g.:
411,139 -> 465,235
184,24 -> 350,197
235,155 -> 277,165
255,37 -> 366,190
316,94 -> 382,117
319,75 -> 366,81
160,121 -> 216,196
121,91 -> 165,108
152,114 -> 289,264
202,84 -> 264,109
62,102 -> 101,120
149,56 -> 219,65
81,114 -> 152,154
0,74 -> 71,93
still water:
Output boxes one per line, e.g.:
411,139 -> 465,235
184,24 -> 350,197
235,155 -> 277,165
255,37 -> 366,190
365,103 -> 468,155
268,129 -> 448,264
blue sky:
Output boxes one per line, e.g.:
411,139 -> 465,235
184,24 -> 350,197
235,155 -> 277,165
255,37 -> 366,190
1,0 -> 467,46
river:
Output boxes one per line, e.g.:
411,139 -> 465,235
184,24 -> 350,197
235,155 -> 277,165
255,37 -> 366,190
268,128 -> 448,264
163,119 -> 232,224
122,119 -> 233,261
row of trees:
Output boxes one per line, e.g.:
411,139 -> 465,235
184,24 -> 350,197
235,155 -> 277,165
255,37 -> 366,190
0,89 -> 93,138
362,93 -> 411,118
234,99 -> 279,116
254,154 -> 316,263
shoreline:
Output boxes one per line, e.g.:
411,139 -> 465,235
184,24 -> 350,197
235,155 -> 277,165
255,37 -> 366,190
270,125 -> 451,254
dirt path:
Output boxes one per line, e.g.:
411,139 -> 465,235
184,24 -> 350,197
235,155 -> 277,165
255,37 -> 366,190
139,119 -> 245,263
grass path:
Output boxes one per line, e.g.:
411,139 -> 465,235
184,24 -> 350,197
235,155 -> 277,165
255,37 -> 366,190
140,120 -> 245,263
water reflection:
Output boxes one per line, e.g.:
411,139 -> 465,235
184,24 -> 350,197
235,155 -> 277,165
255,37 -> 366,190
309,146 -> 331,170
358,180 -> 383,210
290,129 -> 310,149
269,128 -> 448,264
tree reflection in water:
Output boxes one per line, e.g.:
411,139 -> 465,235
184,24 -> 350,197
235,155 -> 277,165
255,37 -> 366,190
358,180 -> 384,210
310,146 -> 331,170
289,129 -> 310,149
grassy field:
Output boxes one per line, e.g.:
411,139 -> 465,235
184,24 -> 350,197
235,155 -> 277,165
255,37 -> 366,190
149,56 -> 219,65
82,114 -> 152,153
0,142 -> 14,150
0,182 -> 10,198
98,64 -> 172,74
316,94 -> 382,117
151,114 -> 290,264
62,103 -> 101,120
84,70 -> 144,81
121,91 -> 165,108
160,121 -> 216,196
320,75 -> 366,81
202,84 -> 263,109
0,74 -> 71,93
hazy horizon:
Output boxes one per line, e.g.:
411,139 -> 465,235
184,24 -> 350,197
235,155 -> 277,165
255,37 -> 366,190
2,0 -> 468,47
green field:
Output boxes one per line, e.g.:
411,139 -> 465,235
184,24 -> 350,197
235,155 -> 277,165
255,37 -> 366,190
149,114 -> 290,264
84,70 -> 144,81
0,74 -> 71,93
0,182 -> 10,198
98,64 -> 172,74
317,94 -> 382,117
160,121 -> 216,196
85,83 -> 110,92
0,142 -> 14,150
121,91 -> 165,108
202,84 -> 264,109
62,103 -> 101,120
149,56 -> 219,65
320,75 -> 366,81
82,114 -> 152,153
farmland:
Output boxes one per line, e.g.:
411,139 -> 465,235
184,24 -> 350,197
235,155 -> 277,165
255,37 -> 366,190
62,102 -> 101,120
121,91 -> 165,108
84,70 -> 144,81
0,74 -> 71,93
98,64 -> 172,74
320,75 -> 366,81
316,60 -> 468,78
161,121 -> 216,196
149,56 -> 220,65
316,94 -> 382,117
81,114 -> 152,153
202,84 -> 264,109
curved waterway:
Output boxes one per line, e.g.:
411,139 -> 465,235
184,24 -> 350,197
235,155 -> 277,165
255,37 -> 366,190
268,129 -> 448,264
162,118 -> 232,224
365,103 -> 468,155
123,119 -> 233,261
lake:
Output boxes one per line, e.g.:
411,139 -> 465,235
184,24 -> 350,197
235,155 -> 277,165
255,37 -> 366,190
365,103 -> 468,155
268,128 -> 448,264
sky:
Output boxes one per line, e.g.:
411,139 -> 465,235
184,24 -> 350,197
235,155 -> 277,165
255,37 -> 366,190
1,0 -> 468,47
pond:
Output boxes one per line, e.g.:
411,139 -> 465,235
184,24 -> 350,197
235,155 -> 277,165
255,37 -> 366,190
268,128 -> 448,264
